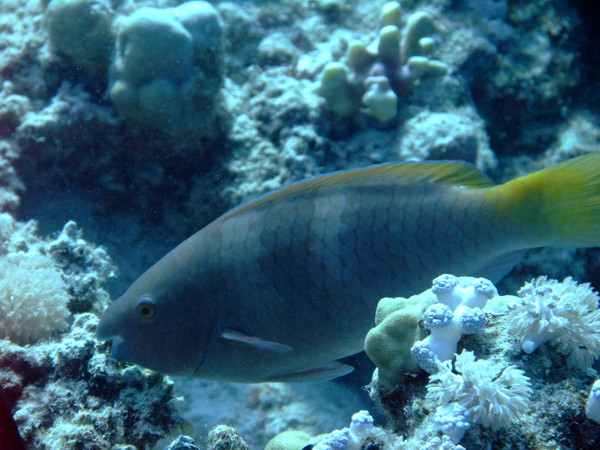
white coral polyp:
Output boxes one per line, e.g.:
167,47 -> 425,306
426,350 -> 532,431
507,276 -> 600,368
0,251 -> 70,344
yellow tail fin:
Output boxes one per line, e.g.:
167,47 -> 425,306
492,153 -> 600,247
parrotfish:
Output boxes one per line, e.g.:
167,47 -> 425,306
96,154 -> 600,382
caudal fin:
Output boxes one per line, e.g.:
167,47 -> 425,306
494,153 -> 600,247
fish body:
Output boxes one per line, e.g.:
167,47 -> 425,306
96,155 -> 600,382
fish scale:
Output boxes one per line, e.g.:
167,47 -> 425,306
97,156 -> 600,382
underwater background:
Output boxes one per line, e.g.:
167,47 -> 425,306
1,0 -> 600,448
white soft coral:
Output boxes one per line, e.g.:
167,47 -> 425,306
0,250 -> 70,344
426,350 -> 532,431
410,275 -> 495,373
507,276 -> 600,368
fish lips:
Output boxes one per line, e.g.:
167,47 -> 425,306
96,309 -> 132,362
95,315 -> 113,341
96,297 -> 131,342
105,335 -> 133,362
96,326 -> 135,364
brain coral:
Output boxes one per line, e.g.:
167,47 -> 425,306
0,250 -> 70,344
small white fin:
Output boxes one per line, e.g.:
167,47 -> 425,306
221,329 -> 293,354
267,361 -> 354,382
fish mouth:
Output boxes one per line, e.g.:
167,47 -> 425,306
99,333 -> 136,364
107,335 -> 128,361
96,310 -> 131,362
95,316 -> 113,340
96,300 -> 126,340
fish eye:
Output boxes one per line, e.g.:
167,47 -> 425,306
136,297 -> 156,320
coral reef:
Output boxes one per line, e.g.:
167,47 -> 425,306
364,292 -> 435,390
0,91 -> 25,211
364,276 -> 497,389
0,213 -> 187,448
361,275 -> 600,448
223,68 -> 324,204
175,377 -> 369,448
266,410 -> 407,450
165,435 -> 201,450
396,109 -> 497,171
47,220 -> 116,315
264,430 -> 312,450
43,0 -> 224,135
2,314 -> 187,448
0,214 -> 115,347
457,0 -> 581,157
587,380 -> 600,425
0,0 -> 599,447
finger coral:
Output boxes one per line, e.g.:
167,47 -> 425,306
316,1 -> 447,121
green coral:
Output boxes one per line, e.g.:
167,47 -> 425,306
364,293 -> 436,389
264,430 -> 313,450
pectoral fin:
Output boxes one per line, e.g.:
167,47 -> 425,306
221,329 -> 293,354
267,361 -> 354,382
476,249 -> 526,282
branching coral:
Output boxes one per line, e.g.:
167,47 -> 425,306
316,1 -> 448,121
506,276 -> 600,368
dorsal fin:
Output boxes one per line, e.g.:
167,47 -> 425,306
223,161 -> 493,220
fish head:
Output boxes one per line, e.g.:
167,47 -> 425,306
96,263 -> 211,376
